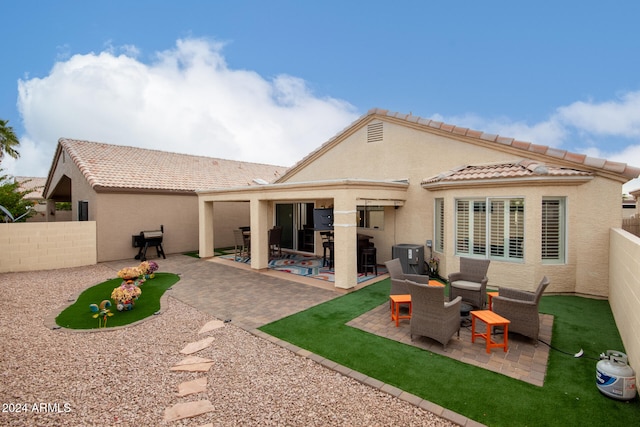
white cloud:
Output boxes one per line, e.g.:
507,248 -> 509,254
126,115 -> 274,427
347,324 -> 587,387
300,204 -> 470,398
432,92 -> 640,193
0,136 -> 50,179
557,92 -> 640,137
9,38 -> 359,177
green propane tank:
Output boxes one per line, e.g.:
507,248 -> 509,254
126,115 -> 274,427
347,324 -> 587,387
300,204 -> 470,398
596,350 -> 637,401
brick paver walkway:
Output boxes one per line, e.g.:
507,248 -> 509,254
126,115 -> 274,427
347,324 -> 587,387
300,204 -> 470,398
104,254 -> 340,331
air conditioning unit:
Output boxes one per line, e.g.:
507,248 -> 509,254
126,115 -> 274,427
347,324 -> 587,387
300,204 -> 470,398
392,244 -> 424,275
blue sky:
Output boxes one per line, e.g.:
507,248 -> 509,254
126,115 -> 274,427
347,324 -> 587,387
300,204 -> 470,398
2,1 -> 640,190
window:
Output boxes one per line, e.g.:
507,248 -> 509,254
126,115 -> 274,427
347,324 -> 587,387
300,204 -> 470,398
434,198 -> 444,252
542,198 -> 566,263
456,198 -> 524,261
78,200 -> 88,221
357,205 -> 384,229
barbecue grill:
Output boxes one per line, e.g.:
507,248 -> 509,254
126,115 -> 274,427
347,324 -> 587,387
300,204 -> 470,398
132,225 -> 166,261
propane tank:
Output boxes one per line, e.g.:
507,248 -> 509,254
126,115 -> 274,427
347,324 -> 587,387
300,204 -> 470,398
596,350 -> 637,401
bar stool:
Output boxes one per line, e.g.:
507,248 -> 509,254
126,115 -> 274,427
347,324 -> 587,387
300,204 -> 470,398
360,246 -> 377,275
320,231 -> 334,269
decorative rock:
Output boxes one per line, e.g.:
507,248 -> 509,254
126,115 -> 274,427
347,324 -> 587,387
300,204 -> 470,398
163,400 -> 215,422
180,336 -> 215,355
198,319 -> 225,334
177,376 -> 208,396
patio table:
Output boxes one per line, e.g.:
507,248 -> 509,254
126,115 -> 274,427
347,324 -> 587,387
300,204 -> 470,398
471,309 -> 510,353
390,294 -> 412,327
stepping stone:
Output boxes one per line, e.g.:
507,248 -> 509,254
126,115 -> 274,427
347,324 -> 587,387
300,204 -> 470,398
198,424 -> 213,427
177,377 -> 207,396
163,400 -> 214,422
174,355 -> 213,366
170,356 -> 215,372
180,336 -> 216,355
170,362 -> 214,372
198,319 -> 225,334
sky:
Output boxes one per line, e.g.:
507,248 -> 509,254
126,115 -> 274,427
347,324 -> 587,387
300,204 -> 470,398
2,1 -> 640,191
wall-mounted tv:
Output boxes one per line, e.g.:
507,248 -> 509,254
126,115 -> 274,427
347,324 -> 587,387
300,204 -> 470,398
313,208 -> 333,231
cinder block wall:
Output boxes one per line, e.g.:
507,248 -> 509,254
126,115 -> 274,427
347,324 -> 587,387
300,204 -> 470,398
0,222 -> 97,273
609,228 -> 640,374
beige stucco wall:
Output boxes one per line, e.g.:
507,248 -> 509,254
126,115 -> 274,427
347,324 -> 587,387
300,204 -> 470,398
278,118 -> 625,294
46,145 -> 250,262
0,222 -> 96,273
608,228 -> 640,375
95,193 -> 248,262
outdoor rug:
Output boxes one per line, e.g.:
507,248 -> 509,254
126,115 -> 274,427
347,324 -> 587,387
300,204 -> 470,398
219,252 -> 386,284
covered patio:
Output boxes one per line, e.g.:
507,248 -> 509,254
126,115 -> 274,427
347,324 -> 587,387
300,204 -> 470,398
198,179 -> 409,289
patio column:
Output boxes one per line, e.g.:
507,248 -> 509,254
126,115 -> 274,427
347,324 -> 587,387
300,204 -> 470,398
333,192 -> 358,289
45,199 -> 56,222
199,200 -> 214,258
249,198 -> 270,270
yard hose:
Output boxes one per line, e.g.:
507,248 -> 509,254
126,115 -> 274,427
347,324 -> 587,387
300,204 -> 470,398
460,324 -> 598,360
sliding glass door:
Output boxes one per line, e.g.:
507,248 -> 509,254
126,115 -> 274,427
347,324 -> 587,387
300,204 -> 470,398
275,202 -> 315,252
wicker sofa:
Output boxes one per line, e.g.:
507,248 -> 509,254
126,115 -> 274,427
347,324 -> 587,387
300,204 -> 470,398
407,279 -> 462,349
492,276 -> 550,342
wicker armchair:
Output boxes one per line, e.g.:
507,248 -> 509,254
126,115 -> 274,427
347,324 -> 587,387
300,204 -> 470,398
407,279 -> 462,349
385,258 -> 430,296
448,257 -> 490,309
492,276 -> 550,342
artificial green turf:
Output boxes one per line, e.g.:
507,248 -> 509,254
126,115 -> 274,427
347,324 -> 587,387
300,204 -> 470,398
259,278 -> 640,426
55,273 -> 180,329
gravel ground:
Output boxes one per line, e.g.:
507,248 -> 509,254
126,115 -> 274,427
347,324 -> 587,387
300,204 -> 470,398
0,265 -> 455,427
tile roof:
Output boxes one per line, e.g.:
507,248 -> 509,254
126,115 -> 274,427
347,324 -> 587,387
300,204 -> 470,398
280,108 -> 640,182
421,160 -> 593,186
377,108 -> 640,179
55,139 -> 288,193
15,176 -> 46,199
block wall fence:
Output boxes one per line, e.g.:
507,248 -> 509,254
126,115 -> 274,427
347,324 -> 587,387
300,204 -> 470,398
608,228 -> 640,374
0,222 -> 96,273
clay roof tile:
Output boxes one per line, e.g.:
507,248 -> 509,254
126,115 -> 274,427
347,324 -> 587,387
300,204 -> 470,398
59,138 -> 287,193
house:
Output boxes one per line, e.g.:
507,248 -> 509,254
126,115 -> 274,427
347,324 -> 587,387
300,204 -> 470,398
43,138 -> 287,262
623,193 -> 637,218
197,108 -> 640,296
15,176 -> 55,222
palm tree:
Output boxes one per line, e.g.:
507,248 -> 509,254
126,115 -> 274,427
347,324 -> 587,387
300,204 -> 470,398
0,119 -> 20,161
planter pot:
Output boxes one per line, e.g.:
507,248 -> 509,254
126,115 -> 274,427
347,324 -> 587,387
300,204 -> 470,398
427,266 -> 439,278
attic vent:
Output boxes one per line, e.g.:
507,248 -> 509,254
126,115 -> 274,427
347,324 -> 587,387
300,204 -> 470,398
367,122 -> 384,143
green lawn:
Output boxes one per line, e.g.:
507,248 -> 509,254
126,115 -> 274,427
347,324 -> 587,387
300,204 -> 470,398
55,272 -> 180,329
259,278 -> 640,426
